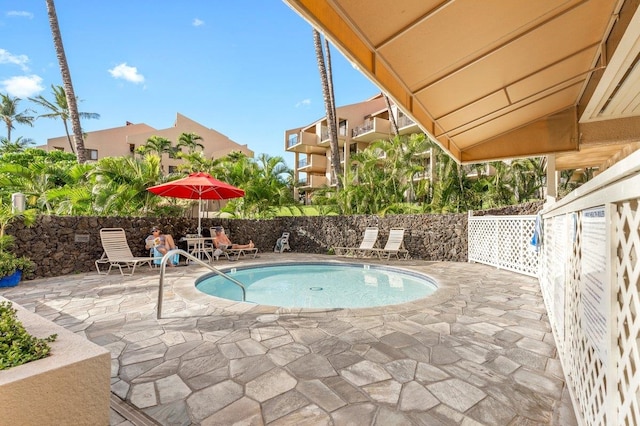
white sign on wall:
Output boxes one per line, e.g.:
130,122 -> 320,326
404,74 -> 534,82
580,206 -> 608,365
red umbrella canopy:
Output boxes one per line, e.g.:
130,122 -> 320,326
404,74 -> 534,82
147,172 -> 244,200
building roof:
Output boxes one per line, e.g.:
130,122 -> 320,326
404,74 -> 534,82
284,0 -> 640,170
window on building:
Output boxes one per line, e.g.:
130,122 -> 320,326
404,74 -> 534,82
53,146 -> 65,151
129,144 -> 135,153
87,149 -> 98,160
339,120 -> 347,137
168,166 -> 178,174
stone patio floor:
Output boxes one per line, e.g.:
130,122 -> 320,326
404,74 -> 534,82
0,253 -> 578,425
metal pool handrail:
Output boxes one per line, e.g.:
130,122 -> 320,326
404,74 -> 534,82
156,249 -> 246,319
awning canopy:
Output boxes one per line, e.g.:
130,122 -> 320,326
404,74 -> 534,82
284,0 -> 640,170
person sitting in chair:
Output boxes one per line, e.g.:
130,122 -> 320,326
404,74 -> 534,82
212,226 -> 254,250
145,226 -> 178,266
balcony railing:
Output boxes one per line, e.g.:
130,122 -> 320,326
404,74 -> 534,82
352,120 -> 373,138
320,126 -> 329,141
412,170 -> 431,180
397,114 -> 415,128
320,124 -> 348,141
298,158 -> 308,168
287,134 -> 299,149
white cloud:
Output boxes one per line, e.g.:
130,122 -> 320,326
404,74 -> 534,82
1,75 -> 44,97
108,63 -> 145,84
192,18 -> 204,27
6,11 -> 33,19
295,99 -> 311,108
0,48 -> 29,71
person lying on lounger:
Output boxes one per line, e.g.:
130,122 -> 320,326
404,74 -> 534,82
212,226 -> 254,250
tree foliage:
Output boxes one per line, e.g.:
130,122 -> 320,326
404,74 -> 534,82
0,148 -> 297,218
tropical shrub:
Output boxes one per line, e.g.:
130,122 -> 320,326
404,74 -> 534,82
0,301 -> 57,370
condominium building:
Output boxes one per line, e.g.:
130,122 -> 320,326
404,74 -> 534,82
45,113 -> 253,170
284,93 -> 430,203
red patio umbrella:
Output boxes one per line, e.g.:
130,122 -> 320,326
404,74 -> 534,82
147,172 -> 244,235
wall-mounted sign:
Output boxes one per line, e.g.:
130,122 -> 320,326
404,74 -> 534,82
580,206 -> 607,365
74,234 -> 90,243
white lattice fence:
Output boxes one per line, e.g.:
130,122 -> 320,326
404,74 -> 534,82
539,150 -> 640,426
614,199 -> 640,425
468,214 -> 539,277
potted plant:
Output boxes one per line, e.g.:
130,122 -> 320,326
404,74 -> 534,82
0,202 -> 36,287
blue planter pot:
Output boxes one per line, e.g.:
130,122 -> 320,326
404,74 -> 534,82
0,270 -> 22,287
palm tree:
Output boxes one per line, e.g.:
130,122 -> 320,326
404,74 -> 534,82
0,94 -> 35,141
383,94 -> 399,136
0,151 -> 83,213
509,157 -> 546,203
91,155 -> 163,216
429,147 -> 476,212
45,162 -> 94,215
135,136 -> 174,173
175,151 -> 218,174
0,137 -> 35,154
176,132 -> 204,155
29,85 -> 100,154
313,29 -> 342,189
45,0 -> 87,164
209,153 -> 295,218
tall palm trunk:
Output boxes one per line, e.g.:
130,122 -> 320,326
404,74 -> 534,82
313,29 -> 342,189
45,0 -> 86,164
384,94 -> 399,136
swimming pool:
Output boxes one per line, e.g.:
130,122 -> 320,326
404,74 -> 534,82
195,262 -> 438,309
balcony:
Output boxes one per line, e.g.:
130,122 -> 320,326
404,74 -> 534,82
285,131 -> 324,154
298,173 -> 328,189
412,170 -> 431,181
397,114 -> 421,135
351,117 -> 391,142
318,125 -> 348,148
298,154 -> 327,173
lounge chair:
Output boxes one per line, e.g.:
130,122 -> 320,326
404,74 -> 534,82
96,228 -> 160,275
212,227 -> 259,260
274,232 -> 291,253
372,228 -> 411,260
333,227 -> 379,258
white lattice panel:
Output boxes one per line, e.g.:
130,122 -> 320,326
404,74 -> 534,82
539,150 -> 640,426
614,199 -> 640,426
468,215 -> 538,277
563,211 -> 608,426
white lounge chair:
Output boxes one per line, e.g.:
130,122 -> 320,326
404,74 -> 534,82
95,228 -> 160,275
333,227 -> 379,258
274,232 -> 291,253
372,228 -> 411,260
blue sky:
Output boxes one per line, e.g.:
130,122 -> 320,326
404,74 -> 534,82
0,1 -> 379,167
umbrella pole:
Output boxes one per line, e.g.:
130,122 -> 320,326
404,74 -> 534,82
198,198 -> 202,236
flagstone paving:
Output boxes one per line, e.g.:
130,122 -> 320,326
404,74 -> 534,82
0,253 -> 578,425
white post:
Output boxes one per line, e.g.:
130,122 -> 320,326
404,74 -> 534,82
11,193 -> 25,213
546,154 -> 557,199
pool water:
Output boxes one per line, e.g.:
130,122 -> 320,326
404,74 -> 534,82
195,262 -> 437,308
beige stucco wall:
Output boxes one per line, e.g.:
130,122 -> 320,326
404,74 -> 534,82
0,296 -> 111,425
47,121 -> 155,158
45,113 -> 253,166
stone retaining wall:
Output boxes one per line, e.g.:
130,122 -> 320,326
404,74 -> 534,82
7,202 -> 543,279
